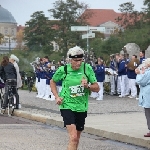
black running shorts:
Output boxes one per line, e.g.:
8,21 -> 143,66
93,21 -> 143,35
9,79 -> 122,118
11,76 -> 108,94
60,109 -> 87,131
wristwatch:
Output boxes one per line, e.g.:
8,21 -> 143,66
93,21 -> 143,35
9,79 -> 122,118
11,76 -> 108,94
88,84 -> 91,89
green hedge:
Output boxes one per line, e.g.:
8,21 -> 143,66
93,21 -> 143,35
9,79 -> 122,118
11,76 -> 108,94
0,50 -> 63,72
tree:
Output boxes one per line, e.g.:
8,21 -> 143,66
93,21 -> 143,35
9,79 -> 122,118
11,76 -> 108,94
0,33 -> 4,44
16,29 -> 24,50
143,0 -> 150,20
49,0 -> 93,54
116,2 -> 142,29
24,11 -> 54,52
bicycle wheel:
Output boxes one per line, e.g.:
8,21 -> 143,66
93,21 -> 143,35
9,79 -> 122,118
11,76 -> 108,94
8,95 -> 15,116
0,93 -> 4,108
28,82 -> 32,92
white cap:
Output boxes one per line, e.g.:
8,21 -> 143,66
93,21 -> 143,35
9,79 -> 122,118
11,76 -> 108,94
67,46 -> 84,58
144,58 -> 150,65
10,54 -> 19,63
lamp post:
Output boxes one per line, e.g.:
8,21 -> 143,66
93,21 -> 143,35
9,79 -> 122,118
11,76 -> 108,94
87,25 -> 89,53
9,36 -> 11,53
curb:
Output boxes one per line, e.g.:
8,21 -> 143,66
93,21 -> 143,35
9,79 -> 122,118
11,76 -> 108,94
14,110 -> 150,149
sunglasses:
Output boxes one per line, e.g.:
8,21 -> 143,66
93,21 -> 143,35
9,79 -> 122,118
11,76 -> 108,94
72,59 -> 83,62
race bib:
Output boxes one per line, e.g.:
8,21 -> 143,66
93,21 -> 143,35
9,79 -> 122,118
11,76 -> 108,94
69,85 -> 85,97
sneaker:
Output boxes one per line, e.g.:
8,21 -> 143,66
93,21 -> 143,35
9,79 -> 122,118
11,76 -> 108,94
144,133 -> 150,137
128,96 -> 136,99
96,98 -> 103,100
45,98 -> 51,100
39,95 -> 44,98
50,97 -> 55,101
118,95 -> 125,98
43,95 -> 49,99
136,97 -> 139,100
36,95 -> 40,98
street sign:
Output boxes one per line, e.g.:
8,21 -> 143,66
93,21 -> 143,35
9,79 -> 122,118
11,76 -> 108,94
89,27 -> 105,32
82,33 -> 95,39
71,26 -> 105,32
71,26 -> 88,31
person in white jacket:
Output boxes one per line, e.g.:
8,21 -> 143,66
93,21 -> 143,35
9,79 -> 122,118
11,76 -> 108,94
9,54 -> 22,109
9,54 -> 22,89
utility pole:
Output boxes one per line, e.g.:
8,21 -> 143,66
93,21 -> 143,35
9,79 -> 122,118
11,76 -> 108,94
9,36 -> 11,53
87,25 -> 89,53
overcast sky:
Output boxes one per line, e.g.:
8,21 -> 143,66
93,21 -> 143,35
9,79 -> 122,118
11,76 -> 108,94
0,0 -> 145,26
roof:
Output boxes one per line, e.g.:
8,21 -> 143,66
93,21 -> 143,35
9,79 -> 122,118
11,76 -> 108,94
17,25 -> 25,32
0,5 -> 17,24
83,9 -> 121,26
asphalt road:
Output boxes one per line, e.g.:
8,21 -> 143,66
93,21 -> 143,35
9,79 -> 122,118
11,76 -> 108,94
0,115 -> 147,150
0,114 -> 29,124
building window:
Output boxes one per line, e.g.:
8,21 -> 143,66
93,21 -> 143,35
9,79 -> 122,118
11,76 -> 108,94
11,28 -> 14,36
55,44 -> 58,51
4,28 -> 8,35
105,27 -> 115,34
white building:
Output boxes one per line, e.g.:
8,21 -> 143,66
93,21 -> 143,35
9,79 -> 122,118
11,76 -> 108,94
0,5 -> 17,53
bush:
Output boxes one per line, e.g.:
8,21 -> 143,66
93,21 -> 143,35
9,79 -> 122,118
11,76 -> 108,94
2,49 -> 64,72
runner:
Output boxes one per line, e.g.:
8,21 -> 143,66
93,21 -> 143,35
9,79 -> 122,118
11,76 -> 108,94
50,46 -> 99,150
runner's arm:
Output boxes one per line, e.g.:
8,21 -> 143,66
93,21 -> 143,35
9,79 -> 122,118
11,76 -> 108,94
84,82 -> 99,92
50,79 -> 59,98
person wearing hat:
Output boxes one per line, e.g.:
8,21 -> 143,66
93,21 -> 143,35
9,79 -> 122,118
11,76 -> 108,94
9,54 -> 22,109
50,46 -> 99,150
9,54 -> 22,89
135,58 -> 150,137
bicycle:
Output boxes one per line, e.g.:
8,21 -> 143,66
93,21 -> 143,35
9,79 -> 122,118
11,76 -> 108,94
27,71 -> 36,92
0,79 -> 18,116
20,71 -> 28,89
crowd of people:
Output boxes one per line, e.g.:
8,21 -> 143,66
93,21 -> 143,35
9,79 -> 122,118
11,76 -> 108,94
32,50 -> 146,102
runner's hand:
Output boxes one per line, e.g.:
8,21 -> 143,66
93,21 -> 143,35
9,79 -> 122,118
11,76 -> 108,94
55,97 -> 63,105
81,77 -> 88,88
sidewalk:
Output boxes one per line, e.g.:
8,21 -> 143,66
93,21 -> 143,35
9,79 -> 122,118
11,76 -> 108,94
13,90 -> 150,149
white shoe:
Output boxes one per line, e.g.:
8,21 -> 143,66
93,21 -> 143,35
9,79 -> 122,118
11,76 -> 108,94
43,95 -> 49,99
96,98 -> 103,100
136,97 -> 139,100
45,98 -> 51,100
90,95 -> 98,98
39,95 -> 44,98
118,95 -> 125,98
50,97 -> 55,101
36,95 -> 40,98
128,96 -> 135,99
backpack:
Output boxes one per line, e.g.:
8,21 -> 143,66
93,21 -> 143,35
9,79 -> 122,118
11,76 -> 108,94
63,63 -> 89,81
0,66 -> 6,82
0,80 -> 5,89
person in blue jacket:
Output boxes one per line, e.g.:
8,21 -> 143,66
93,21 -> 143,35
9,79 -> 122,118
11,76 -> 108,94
109,54 -> 118,95
127,55 -> 139,98
139,51 -> 146,64
118,54 -> 128,97
135,58 -> 150,137
43,63 -> 54,100
95,59 -> 105,100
